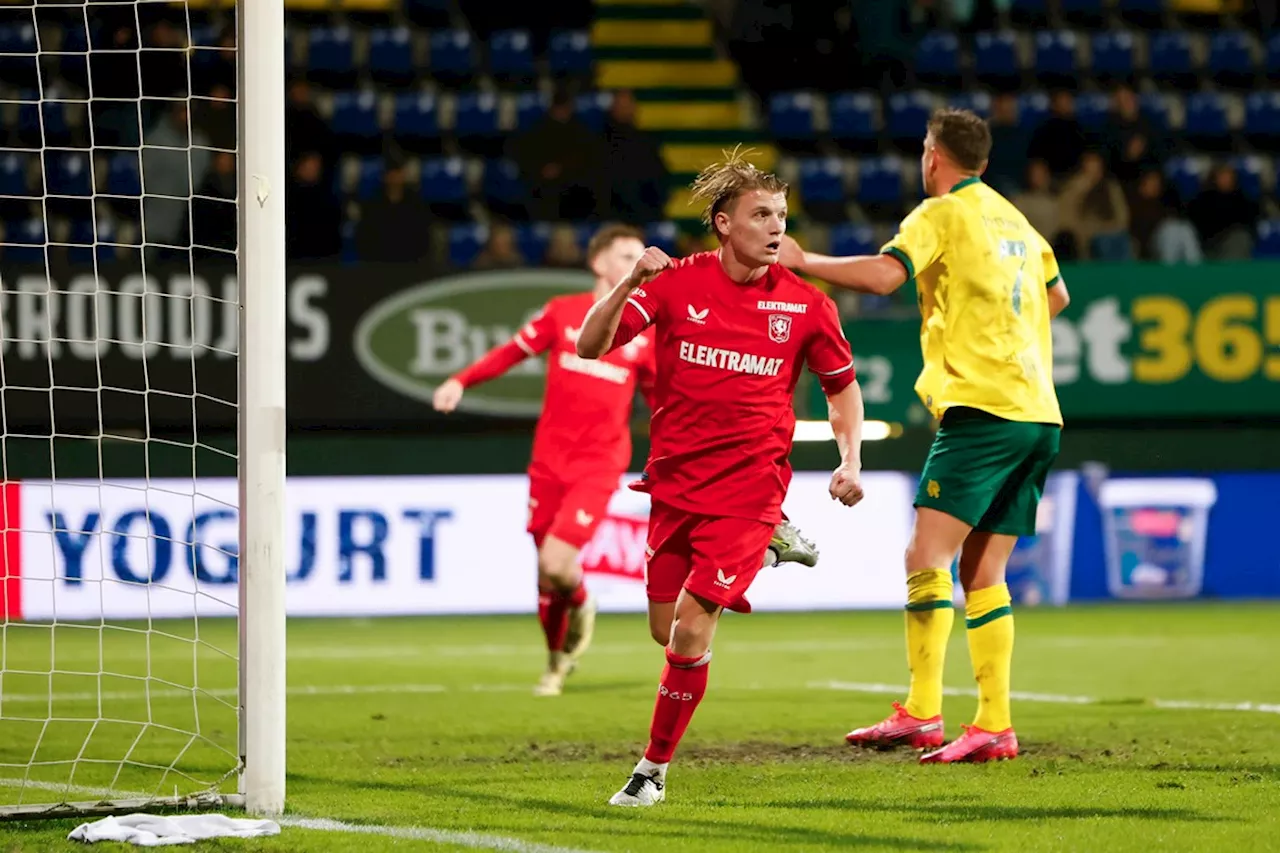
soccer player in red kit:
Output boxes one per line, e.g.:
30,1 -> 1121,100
433,225 -> 656,697
576,151 -> 867,806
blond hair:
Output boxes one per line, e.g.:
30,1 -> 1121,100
689,145 -> 789,235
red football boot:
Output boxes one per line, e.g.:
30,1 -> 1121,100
919,724 -> 1019,764
845,702 -> 945,750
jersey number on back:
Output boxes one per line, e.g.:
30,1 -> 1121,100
1000,239 -> 1027,317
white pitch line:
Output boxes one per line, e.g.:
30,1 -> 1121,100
280,816 -> 602,853
811,681 -> 1280,714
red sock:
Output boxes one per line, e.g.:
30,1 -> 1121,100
566,581 -> 588,609
643,648 -> 711,764
537,588 -> 571,653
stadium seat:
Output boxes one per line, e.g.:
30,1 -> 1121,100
1208,31 -> 1256,87
1091,31 -> 1136,80
67,219 -> 116,265
306,27 -> 355,86
1018,92 -> 1051,129
0,153 -> 29,198
828,223 -> 877,257
1149,31 -> 1194,87
768,92 -> 818,142
1165,155 -> 1207,202
1138,91 -> 1172,132
974,31 -> 1020,86
574,91 -> 613,132
515,91 -> 548,131
1034,30 -> 1079,84
368,27 -> 414,86
4,218 -> 45,263
948,92 -> 991,119
331,89 -> 381,137
798,157 -> 847,223
0,23 -> 37,89
59,25 -> 88,83
1267,33 -> 1280,78
428,29 -> 475,85
454,91 -> 500,140
17,97 -> 70,146
828,92 -> 877,151
47,152 -> 92,197
548,30 -> 593,77
515,222 -> 551,262
420,156 -> 469,220
645,221 -> 680,256
1230,154 -> 1266,200
107,152 -> 142,198
393,93 -> 440,152
886,91 -> 933,147
490,29 -> 535,82
1184,92 -> 1230,148
482,158 -> 527,220
1255,219 -> 1280,257
857,156 -> 904,208
915,32 -> 961,85
355,157 -> 385,200
447,223 -> 486,267
1075,92 -> 1112,133
1245,92 -> 1280,149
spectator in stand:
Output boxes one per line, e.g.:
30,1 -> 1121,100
141,20 -> 188,100
1189,164 -> 1260,260
544,225 -> 583,268
604,90 -> 668,224
507,88 -> 608,222
142,103 -> 210,257
473,223 -> 526,270
286,151 -> 343,261
1012,160 -> 1062,251
985,93 -> 1032,196
89,26 -> 141,147
1058,151 -> 1131,261
1127,170 -> 1202,264
1105,86 -> 1161,187
848,0 -> 913,91
1028,90 -> 1087,180
189,150 -> 238,258
355,158 -> 434,263
286,78 -> 337,187
195,83 -> 236,153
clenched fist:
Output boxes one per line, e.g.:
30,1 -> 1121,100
432,378 -> 464,413
829,463 -> 864,507
625,246 -> 673,290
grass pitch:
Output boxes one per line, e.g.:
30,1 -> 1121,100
1,603 -> 1279,851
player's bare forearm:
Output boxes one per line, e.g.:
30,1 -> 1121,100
826,380 -> 865,471
576,282 -> 633,359
1048,280 -> 1070,318
796,252 -> 907,296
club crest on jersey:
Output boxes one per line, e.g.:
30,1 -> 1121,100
768,313 -> 792,343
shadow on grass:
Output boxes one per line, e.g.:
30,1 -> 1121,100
753,796 -> 1230,825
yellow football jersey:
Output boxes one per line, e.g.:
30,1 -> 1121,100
882,176 -> 1063,426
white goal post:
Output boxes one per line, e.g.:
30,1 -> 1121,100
0,0 -> 286,819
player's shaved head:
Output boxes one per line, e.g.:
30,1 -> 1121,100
926,108 -> 992,173
690,146 -> 789,236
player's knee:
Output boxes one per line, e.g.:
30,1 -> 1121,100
669,614 -> 713,657
649,623 -> 670,646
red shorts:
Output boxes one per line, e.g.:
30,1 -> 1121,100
527,475 -> 617,549
644,500 -> 775,613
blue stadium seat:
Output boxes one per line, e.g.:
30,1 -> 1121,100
1245,92 -> 1280,145
490,29 -> 535,79
307,27 -> 355,84
482,158 -> 526,217
574,91 -> 613,132
1255,219 -> 1280,258
454,91 -> 500,138
1208,31 -> 1255,85
915,31 -> 960,83
829,92 -> 876,142
368,27 -> 414,85
107,153 -> 142,197
1149,31 -> 1193,83
5,218 -> 45,263
1184,91 -> 1229,140
355,157 -> 384,200
0,153 -> 29,197
393,93 -> 439,145
1267,33 -> 1280,77
548,30 -> 593,76
974,31 -> 1019,83
515,91 -> 547,130
1165,156 -> 1207,202
515,222 -> 551,262
0,23 -> 37,88
1139,91 -> 1172,132
59,25 -> 88,85
949,92 -> 991,119
798,158 -> 845,204
1075,92 -> 1111,132
828,223 -> 877,257
1091,31 -> 1135,79
1230,155 -> 1265,200
330,91 -> 381,145
447,224 -> 486,267
768,92 -> 818,141
857,156 -> 904,207
47,152 -> 92,197
1018,92 -> 1050,129
645,222 -> 680,256
886,91 -> 932,144
17,96 -> 70,145
428,29 -> 475,82
1034,30 -> 1078,80
67,219 -> 116,265
420,156 -> 468,207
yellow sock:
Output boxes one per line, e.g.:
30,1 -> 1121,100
965,583 -> 1014,732
903,568 -> 954,720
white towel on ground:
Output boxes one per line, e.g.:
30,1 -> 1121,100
68,813 -> 281,846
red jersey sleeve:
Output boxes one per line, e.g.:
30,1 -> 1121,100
453,300 -> 557,388
611,271 -> 671,351
806,296 -> 857,396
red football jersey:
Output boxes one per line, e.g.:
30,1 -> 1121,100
456,292 -> 655,484
611,252 -> 855,524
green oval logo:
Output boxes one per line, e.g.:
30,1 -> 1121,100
354,269 -> 594,416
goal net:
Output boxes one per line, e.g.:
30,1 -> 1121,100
0,0 -> 285,819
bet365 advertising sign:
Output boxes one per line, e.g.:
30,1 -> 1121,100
818,262 -> 1280,423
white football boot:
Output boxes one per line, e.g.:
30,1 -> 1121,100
608,765 -> 666,807
768,518 -> 819,567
